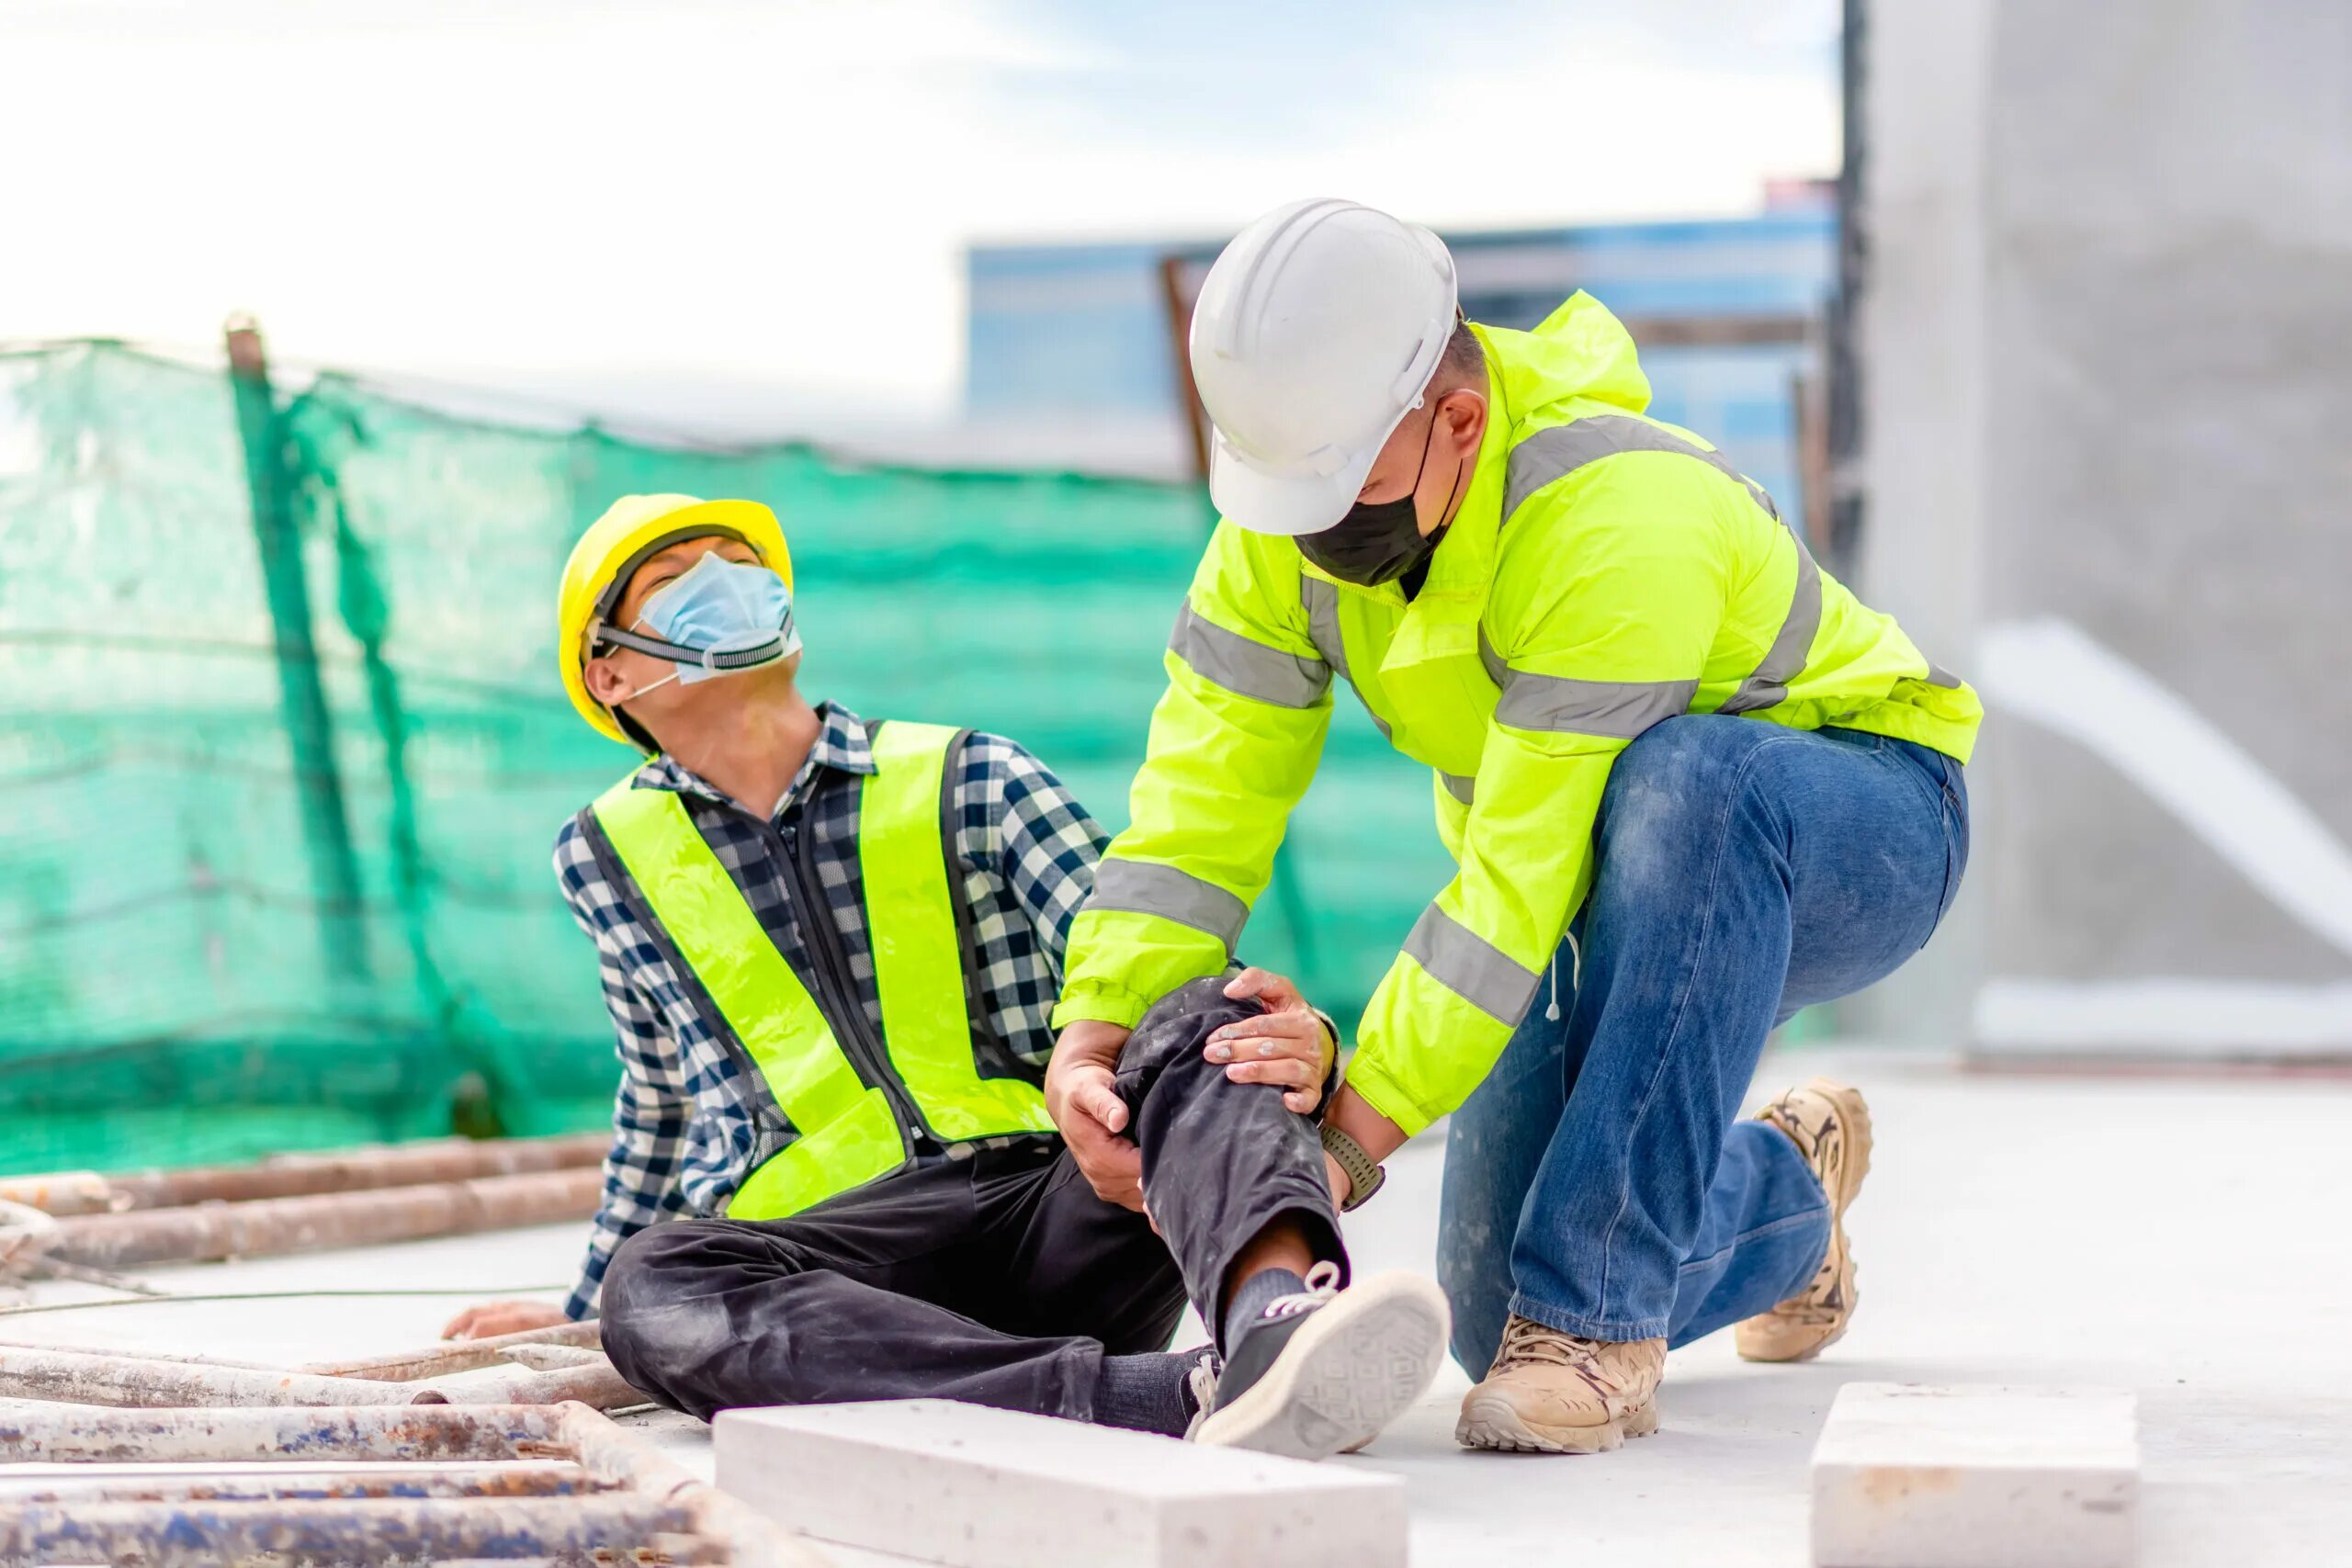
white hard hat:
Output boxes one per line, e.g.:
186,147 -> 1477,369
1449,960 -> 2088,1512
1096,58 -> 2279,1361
1189,197 -> 1458,536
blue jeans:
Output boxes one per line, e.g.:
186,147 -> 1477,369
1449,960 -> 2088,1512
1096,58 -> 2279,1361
1438,716 -> 1969,1370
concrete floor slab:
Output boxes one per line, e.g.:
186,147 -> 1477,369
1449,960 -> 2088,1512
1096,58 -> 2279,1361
4,1047 -> 2343,1567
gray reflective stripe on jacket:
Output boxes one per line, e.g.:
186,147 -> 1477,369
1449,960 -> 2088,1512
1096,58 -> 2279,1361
1088,859 -> 1249,954
1297,575 -> 1394,740
1495,674 -> 1701,739
1170,599 -> 1329,709
1499,413 -> 1820,723
1402,904 -> 1542,1025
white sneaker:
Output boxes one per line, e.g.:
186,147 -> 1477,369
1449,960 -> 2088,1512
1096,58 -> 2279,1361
1189,1263 -> 1451,1461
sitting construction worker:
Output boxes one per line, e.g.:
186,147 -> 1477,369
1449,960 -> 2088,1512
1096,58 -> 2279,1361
442,494 -> 1447,1456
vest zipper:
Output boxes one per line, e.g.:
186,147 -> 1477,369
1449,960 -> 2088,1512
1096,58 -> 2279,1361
760,816 -> 929,1148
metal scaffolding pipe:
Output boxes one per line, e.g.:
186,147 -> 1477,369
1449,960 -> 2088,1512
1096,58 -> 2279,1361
0,1403 -> 560,1463
410,1357 -> 649,1411
555,1404 -> 833,1568
41,1166 -> 602,1269
100,1133 -> 609,1212
0,1495 -> 707,1566
0,1345 -> 414,1409
6,1464 -> 604,1504
0,1338 -> 288,1373
301,1319 -> 601,1381
496,1342 -> 603,1371
0,1172 -> 115,1218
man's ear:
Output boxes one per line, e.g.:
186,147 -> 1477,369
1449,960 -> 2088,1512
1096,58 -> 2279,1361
582,656 -> 630,707
1442,389 -> 1487,457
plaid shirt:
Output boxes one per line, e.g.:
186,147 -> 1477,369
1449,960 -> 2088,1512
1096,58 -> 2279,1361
551,701 -> 1107,1319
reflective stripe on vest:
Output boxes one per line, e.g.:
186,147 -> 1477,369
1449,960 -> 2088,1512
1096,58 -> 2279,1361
588,721 -> 1050,1223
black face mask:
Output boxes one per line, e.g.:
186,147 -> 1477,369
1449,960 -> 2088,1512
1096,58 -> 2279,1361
1295,402 -> 1466,587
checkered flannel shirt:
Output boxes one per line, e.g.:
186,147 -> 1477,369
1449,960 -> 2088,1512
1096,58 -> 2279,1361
551,701 -> 1107,1319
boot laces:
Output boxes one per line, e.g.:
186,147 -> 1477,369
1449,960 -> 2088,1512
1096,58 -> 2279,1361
1495,1317 -> 1641,1398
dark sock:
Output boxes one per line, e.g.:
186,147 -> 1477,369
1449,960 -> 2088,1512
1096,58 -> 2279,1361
1222,1267 -> 1309,1354
1092,1350 -> 1203,1437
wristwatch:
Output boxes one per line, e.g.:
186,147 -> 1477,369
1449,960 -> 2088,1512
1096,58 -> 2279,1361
1319,1122 -> 1386,1212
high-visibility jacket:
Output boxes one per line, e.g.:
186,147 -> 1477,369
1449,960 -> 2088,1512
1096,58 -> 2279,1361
1055,293 -> 1983,1136
580,720 -> 1057,1220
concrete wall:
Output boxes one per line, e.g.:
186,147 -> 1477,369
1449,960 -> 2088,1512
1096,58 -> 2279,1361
1860,0 -> 2352,1056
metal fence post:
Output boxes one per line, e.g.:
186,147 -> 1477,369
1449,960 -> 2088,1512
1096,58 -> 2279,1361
224,315 -> 369,987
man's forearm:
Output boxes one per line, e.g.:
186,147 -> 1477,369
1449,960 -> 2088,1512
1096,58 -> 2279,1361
1325,1082 -> 1408,1163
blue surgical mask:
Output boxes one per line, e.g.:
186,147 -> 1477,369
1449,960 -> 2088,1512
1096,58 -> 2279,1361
602,551 -> 801,687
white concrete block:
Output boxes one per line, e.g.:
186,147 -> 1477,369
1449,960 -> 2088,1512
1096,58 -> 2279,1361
715,1399 -> 1404,1568
1811,1383 -> 2139,1568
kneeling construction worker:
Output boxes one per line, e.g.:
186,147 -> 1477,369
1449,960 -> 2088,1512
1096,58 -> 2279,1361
444,494 -> 1448,1457
1049,200 -> 1980,1454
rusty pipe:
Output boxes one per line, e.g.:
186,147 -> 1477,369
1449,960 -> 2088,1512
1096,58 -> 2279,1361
0,1403 -> 560,1463
3,1464 -> 605,1503
0,1134 -> 607,1216
497,1342 -> 603,1371
0,1171 -> 117,1217
555,1404 -> 834,1568
0,1337 -> 289,1373
300,1319 -> 601,1381
409,1357 -> 650,1411
0,1345 -> 415,1408
44,1167 -> 601,1269
0,1495 -> 710,1567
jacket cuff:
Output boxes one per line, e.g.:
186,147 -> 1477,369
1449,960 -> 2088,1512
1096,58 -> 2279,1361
1050,982 -> 1154,1032
1341,1055 -> 1437,1138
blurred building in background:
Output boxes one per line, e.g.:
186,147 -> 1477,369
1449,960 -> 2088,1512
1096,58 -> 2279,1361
1857,0 -> 2352,1059
965,186 -> 1836,524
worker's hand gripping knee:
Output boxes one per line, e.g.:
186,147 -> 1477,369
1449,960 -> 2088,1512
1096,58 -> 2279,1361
1206,967 -> 1338,1115
1046,1019 -> 1145,1211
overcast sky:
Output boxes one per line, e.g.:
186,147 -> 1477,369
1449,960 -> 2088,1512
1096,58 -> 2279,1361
4,0 -> 1838,433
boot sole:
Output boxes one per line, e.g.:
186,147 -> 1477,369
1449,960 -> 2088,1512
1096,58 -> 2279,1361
1737,1077 -> 1873,1363
1192,1271 -> 1451,1461
1455,1391 -> 1661,1454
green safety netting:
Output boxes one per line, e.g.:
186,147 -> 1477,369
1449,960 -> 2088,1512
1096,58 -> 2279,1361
0,341 -> 1460,1175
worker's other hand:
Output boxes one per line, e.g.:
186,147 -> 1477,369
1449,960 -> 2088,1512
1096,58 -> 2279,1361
1046,1021 -> 1144,1212
1209,967 -> 1339,1114
441,1300 -> 569,1341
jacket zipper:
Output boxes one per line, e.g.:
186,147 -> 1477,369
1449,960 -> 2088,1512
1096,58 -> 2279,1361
759,815 -> 928,1148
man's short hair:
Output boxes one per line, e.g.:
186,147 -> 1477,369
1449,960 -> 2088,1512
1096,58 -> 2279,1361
1438,320 -> 1486,388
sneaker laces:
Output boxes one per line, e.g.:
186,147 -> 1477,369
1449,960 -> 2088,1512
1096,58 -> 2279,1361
1181,1350 -> 1220,1440
1260,1259 -> 1343,1320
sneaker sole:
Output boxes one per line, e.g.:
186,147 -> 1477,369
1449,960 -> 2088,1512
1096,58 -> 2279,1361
1737,1077 -> 1873,1364
1455,1391 -> 1661,1455
1191,1271 -> 1451,1461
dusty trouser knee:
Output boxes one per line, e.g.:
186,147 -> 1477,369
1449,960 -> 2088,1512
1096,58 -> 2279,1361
1112,974 -> 1345,1336
594,1219 -> 770,1416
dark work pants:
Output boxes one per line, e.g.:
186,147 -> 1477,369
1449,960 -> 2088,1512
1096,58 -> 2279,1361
599,976 -> 1344,1422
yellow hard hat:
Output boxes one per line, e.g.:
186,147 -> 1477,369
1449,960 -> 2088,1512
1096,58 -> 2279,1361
557,494 -> 794,747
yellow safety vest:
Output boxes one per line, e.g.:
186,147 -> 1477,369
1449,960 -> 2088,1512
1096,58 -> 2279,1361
1056,292 -> 1984,1137
585,720 -> 1057,1221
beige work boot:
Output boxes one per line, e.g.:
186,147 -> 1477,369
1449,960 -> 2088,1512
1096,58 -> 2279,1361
1735,1077 -> 1874,1362
1454,1315 -> 1666,1453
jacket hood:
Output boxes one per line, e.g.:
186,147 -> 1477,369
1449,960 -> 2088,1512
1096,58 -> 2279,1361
1485,291 -> 1652,425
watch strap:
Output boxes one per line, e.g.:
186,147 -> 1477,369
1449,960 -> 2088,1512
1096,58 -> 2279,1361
1319,1122 -> 1386,1212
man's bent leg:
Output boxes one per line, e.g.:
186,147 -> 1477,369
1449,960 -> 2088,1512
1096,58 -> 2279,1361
1441,941 -> 1835,1370
1115,975 -> 1450,1458
1114,976 -> 1344,1335
601,1152 -> 1112,1423
1500,718 -> 1965,1345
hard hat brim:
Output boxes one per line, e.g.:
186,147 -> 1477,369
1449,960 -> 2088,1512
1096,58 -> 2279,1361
1207,427 -> 1382,537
